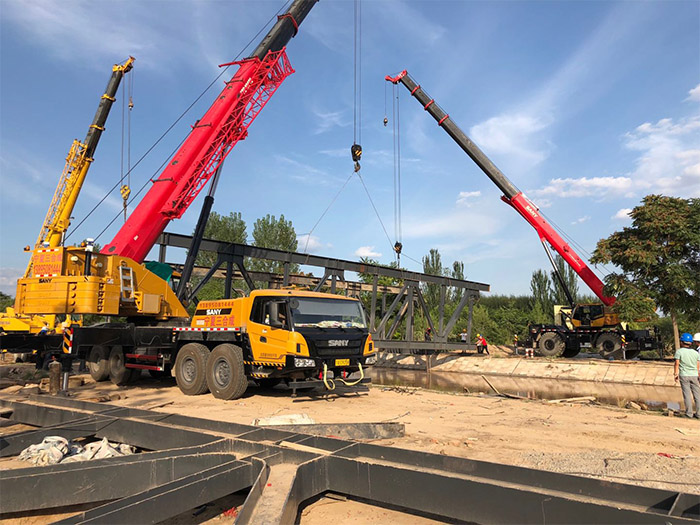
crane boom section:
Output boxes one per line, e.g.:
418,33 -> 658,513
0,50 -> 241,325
104,0 -> 318,263
386,70 -> 615,306
34,57 -> 134,255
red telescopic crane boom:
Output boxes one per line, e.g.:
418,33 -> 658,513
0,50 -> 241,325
103,1 -> 318,263
386,70 -> 615,306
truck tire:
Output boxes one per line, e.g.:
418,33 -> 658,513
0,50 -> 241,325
88,345 -> 110,382
175,343 -> 210,395
206,343 -> 247,400
562,343 -> 581,358
537,332 -> 565,357
597,332 -> 622,359
109,346 -> 133,385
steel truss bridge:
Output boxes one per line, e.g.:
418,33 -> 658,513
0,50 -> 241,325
158,232 -> 490,353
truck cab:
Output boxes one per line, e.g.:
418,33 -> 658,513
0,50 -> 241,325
185,289 -> 376,398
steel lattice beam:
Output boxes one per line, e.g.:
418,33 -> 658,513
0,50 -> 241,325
1,396 -> 697,524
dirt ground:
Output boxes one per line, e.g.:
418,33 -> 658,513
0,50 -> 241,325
1,366 -> 700,523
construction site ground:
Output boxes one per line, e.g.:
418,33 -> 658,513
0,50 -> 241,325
1,352 -> 699,523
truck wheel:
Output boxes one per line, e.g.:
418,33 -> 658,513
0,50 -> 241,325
206,344 -> 247,400
597,332 -> 622,359
562,344 -> 581,358
109,346 -> 133,385
538,332 -> 565,357
175,343 -> 210,395
88,345 -> 110,381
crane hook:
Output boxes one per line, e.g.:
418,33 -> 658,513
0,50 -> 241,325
383,116 -> 388,127
351,143 -> 362,172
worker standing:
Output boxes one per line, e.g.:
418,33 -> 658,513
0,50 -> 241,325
460,329 -> 468,344
694,333 -> 700,354
513,334 -> 519,355
674,333 -> 700,419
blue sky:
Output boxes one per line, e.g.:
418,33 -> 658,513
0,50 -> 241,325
1,0 -> 699,298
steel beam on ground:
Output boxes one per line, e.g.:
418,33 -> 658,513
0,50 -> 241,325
0,397 -> 697,523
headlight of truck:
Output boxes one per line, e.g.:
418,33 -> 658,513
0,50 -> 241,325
294,358 -> 315,368
364,354 -> 377,365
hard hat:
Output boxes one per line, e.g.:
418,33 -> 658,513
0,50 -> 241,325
680,332 -> 693,343
694,333 -> 700,343
476,333 -> 481,338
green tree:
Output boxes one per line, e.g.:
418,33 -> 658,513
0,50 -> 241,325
191,211 -> 247,303
450,260 -> 465,303
195,211 -> 247,267
591,195 -> 700,348
530,269 -> 553,322
250,214 -> 300,275
421,248 -> 446,311
0,291 -> 14,310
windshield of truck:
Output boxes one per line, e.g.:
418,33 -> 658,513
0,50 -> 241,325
290,297 -> 367,329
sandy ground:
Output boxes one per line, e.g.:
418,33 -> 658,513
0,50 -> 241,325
1,366 -> 699,523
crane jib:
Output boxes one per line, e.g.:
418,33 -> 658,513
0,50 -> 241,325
103,0 -> 318,263
387,69 -> 615,307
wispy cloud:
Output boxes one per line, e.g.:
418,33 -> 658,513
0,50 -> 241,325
686,83 -> 700,102
623,116 -> 700,196
355,246 -> 382,258
298,234 -> 327,254
0,268 -> 23,296
612,208 -> 632,220
274,155 -> 337,185
571,216 -> 591,225
403,206 -> 504,239
532,88 -> 700,199
470,114 -> 552,173
0,148 -> 56,204
310,106 -> 351,135
468,3 -> 652,173
2,1 -> 149,69
531,176 -> 635,199
456,191 -> 481,206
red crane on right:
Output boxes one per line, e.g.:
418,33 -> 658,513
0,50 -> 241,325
387,70 -> 659,359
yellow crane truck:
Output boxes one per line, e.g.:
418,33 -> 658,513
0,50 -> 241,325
1,1 -> 376,398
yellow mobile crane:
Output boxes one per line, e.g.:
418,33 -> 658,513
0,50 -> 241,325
0,57 -> 134,336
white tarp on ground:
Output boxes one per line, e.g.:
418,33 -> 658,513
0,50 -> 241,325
18,436 -> 135,466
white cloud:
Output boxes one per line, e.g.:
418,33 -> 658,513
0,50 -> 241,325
571,216 -> 591,225
623,116 -> 700,196
274,155 -> 335,185
82,183 -> 125,213
2,1 -> 150,69
0,268 -> 23,297
355,246 -> 382,258
403,207 -> 503,239
530,176 -> 636,199
470,113 -> 552,172
311,107 -> 351,135
456,190 -> 481,205
298,234 -> 324,254
687,84 -> 700,102
612,208 -> 632,220
466,3 -> 652,176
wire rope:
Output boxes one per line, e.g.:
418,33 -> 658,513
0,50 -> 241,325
355,170 -> 394,255
301,172 -> 354,253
